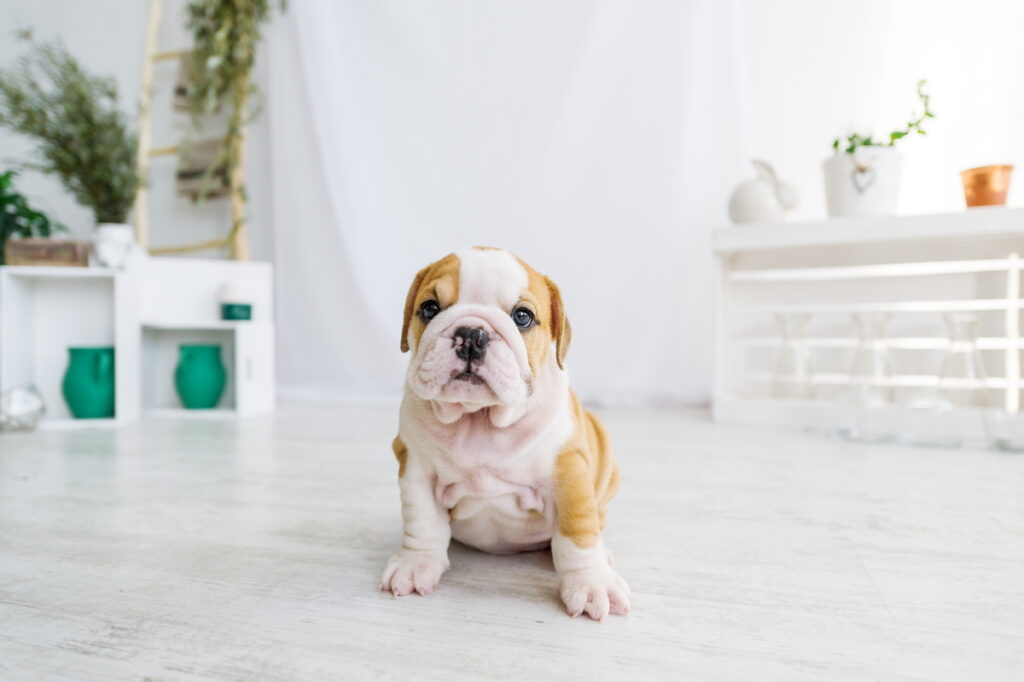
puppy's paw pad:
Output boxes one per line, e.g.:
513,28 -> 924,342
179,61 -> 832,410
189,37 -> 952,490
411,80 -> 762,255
379,551 -> 449,598
559,564 -> 631,621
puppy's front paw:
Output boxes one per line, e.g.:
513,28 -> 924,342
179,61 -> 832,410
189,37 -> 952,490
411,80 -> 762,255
558,564 -> 631,621
379,550 -> 449,597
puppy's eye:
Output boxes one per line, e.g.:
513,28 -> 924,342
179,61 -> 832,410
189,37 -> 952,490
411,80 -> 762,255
512,307 -> 535,330
420,300 -> 441,322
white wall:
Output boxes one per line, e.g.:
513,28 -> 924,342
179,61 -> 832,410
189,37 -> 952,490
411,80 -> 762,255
0,0 -> 275,260
738,0 -> 1024,218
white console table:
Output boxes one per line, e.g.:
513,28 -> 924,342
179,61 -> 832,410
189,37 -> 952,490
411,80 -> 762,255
713,206 -> 1024,435
0,257 -> 275,427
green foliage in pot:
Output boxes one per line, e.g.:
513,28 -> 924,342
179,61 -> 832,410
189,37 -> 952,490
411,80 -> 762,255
184,0 -> 284,207
0,169 -> 67,264
0,31 -> 142,224
831,80 -> 935,154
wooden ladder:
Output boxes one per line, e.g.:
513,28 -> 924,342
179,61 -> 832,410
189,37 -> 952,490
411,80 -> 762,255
133,0 -> 250,260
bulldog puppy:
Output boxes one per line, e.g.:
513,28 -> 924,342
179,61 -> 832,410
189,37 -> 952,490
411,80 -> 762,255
379,247 -> 630,621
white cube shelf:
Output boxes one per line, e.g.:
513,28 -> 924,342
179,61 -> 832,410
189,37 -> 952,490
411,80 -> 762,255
713,206 -> 1024,436
0,267 -> 139,425
0,257 -> 274,426
141,322 -> 274,416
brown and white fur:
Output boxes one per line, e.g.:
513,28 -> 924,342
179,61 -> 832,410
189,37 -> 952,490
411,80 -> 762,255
380,247 -> 630,621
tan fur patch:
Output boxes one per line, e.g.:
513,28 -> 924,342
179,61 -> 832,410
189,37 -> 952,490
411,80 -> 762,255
511,256 -> 572,374
392,436 -> 408,477
553,391 -> 619,548
400,253 -> 461,353
545,275 -> 571,369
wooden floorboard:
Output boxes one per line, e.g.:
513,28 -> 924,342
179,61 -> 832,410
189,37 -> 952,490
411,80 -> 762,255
1,405 -> 1022,680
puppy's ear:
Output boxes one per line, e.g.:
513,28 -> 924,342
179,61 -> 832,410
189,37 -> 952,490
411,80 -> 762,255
401,266 -> 429,353
545,276 -> 571,369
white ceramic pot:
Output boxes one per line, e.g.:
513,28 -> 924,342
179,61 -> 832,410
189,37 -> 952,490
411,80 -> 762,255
823,146 -> 902,217
92,223 -> 136,269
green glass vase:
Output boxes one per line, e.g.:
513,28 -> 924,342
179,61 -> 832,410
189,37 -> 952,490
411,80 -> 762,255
62,347 -> 115,419
175,344 -> 227,409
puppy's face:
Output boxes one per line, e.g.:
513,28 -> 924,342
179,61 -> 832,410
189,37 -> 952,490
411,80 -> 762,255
401,247 -> 570,408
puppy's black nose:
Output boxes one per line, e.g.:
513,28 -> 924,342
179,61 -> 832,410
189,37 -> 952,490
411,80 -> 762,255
454,326 -> 489,362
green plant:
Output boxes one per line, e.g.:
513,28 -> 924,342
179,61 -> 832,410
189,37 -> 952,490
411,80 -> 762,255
0,169 -> 66,264
182,0 -> 283,255
0,32 -> 142,224
831,80 -> 935,154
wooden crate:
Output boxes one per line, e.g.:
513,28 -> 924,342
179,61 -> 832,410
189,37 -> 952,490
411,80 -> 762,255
4,239 -> 90,267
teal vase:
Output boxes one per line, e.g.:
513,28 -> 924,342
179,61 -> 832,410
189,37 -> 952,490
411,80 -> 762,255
62,347 -> 115,419
175,344 -> 227,409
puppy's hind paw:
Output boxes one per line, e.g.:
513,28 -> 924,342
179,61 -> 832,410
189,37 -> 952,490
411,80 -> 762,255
379,550 -> 449,597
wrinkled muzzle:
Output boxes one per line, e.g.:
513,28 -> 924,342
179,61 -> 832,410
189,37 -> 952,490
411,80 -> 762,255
406,304 -> 532,407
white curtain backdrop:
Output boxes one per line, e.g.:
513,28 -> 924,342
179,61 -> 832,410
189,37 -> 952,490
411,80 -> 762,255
266,0 -> 1024,405
267,0 -> 749,404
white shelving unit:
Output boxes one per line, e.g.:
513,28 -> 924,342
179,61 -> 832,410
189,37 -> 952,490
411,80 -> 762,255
713,206 -> 1024,434
0,258 -> 274,427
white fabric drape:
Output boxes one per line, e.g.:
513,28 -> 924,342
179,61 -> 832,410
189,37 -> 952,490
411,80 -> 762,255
267,1 -> 749,404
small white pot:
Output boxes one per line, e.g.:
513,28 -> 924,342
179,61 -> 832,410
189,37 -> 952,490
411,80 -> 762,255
823,146 -> 902,217
92,223 -> 136,269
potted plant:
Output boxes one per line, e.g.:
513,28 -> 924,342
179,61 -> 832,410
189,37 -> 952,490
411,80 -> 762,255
824,80 -> 934,217
0,169 -> 78,265
0,32 -> 143,268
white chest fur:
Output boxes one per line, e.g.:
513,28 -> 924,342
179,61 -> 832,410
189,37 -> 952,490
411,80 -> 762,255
399,369 -> 573,554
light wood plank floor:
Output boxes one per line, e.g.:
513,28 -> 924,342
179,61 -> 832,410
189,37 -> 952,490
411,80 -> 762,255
1,405 -> 1022,681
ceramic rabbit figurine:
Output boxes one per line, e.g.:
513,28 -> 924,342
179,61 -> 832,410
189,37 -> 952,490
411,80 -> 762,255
728,159 -> 799,224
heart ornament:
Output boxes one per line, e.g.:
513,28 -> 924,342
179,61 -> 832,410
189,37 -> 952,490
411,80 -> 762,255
851,165 -> 876,193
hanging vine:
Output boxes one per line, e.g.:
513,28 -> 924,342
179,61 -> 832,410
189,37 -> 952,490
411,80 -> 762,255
179,0 -> 284,257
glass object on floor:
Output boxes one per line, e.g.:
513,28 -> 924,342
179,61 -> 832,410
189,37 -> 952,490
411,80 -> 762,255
984,409 -> 1024,452
902,313 -> 989,448
835,313 -> 895,442
0,385 -> 46,432
984,342 -> 1024,452
771,313 -> 815,399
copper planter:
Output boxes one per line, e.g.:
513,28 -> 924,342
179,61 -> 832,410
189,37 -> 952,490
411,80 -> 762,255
960,165 -> 1013,207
